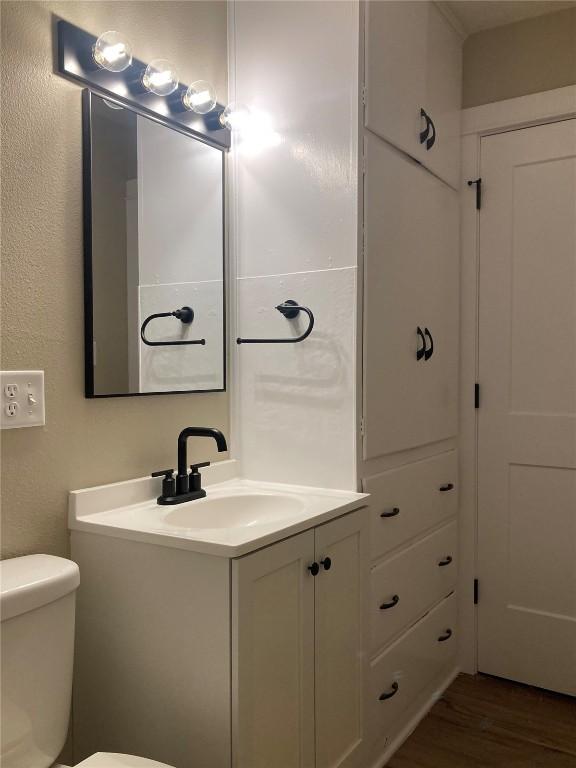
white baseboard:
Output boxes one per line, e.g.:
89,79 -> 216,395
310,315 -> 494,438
366,666 -> 460,768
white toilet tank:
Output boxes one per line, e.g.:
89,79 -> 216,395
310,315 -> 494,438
0,555 -> 80,768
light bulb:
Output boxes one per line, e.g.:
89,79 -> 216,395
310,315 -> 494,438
183,80 -> 217,114
142,59 -> 179,96
219,102 -> 252,131
93,31 -> 132,73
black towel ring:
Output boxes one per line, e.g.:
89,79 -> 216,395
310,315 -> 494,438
140,306 -> 206,347
237,300 -> 315,345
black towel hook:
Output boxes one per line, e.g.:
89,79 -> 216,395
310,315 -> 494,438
237,299 -> 315,345
140,306 -> 206,347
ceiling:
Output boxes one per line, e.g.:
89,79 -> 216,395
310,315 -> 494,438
445,1 -> 576,35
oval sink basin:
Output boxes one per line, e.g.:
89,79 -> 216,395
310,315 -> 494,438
163,493 -> 304,530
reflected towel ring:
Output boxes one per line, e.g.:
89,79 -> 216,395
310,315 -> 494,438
140,306 -> 206,347
237,299 -> 315,345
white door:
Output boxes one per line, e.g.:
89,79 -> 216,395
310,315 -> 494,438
478,119 -> 576,695
315,510 -> 367,768
232,531 -> 316,768
363,134 -> 459,459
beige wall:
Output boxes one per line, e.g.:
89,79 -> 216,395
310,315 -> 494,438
0,1 -> 229,559
463,7 -> 576,108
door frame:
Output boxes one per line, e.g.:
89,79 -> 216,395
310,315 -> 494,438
459,84 -> 576,674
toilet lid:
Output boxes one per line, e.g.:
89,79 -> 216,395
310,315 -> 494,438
76,753 -> 175,768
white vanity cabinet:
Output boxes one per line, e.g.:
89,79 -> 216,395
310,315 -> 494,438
71,506 -> 368,768
364,0 -> 462,189
233,509 -> 367,768
363,133 -> 459,460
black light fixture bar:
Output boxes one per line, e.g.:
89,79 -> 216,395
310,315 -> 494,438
56,18 -> 231,150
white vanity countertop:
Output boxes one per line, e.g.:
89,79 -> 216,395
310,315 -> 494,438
69,460 -> 368,557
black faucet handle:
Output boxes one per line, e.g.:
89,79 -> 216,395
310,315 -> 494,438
151,469 -> 176,500
189,461 -> 210,494
190,461 -> 211,472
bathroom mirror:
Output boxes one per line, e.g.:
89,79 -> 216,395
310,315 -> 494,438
83,91 -> 225,397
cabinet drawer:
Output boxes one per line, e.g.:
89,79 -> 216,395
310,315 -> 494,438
367,593 -> 457,743
370,521 -> 457,655
364,451 -> 458,561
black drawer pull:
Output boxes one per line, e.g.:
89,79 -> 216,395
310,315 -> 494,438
424,327 -> 434,360
419,108 -> 436,150
380,594 -> 400,610
439,483 -> 454,492
437,628 -> 453,642
308,562 -> 320,576
379,682 -> 399,701
380,507 -> 400,519
416,326 -> 426,361
438,556 -> 453,567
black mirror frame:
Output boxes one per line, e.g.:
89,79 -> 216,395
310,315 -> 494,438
82,89 -> 227,398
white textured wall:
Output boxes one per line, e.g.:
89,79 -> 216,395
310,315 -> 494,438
231,0 -> 359,490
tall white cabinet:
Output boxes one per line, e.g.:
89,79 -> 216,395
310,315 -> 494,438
360,2 -> 462,764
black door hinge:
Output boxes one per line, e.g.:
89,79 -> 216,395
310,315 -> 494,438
474,579 -> 479,605
474,383 -> 480,409
467,177 -> 482,210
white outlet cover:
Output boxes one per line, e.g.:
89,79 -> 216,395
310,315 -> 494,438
0,371 -> 45,429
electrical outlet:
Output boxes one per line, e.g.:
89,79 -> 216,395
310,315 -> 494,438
0,371 -> 45,429
4,383 -> 18,398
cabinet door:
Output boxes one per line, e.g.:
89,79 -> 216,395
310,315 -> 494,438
364,1 -> 462,189
365,1 -> 428,162
315,510 -> 368,768
363,134 -> 459,460
422,3 -> 462,189
232,531 -> 316,768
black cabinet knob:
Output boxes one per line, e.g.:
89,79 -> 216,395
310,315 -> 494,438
439,483 -> 455,492
320,557 -> 332,571
380,594 -> 400,610
308,562 -> 320,576
438,556 -> 453,567
437,628 -> 453,642
379,682 -> 399,701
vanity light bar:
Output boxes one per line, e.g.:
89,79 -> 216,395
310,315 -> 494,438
56,19 -> 231,149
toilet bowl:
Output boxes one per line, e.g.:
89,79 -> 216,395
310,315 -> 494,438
0,555 -> 174,768
61,754 -> 175,767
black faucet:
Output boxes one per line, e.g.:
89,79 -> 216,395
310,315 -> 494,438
152,427 -> 228,505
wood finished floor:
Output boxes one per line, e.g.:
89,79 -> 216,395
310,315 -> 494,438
387,673 -> 576,767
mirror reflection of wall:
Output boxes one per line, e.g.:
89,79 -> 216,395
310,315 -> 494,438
88,93 -> 225,397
